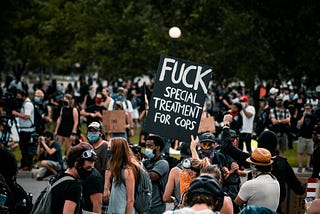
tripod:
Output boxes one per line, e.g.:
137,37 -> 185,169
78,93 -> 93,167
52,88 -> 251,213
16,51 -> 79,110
0,115 -> 19,152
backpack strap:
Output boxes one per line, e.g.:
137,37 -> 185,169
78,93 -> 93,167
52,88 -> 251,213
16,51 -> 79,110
51,175 -> 75,188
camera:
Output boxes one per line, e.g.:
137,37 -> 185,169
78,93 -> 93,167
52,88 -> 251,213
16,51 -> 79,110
0,92 -> 21,116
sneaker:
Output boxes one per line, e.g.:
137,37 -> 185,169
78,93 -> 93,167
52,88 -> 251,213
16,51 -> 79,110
305,167 -> 313,172
297,167 -> 302,173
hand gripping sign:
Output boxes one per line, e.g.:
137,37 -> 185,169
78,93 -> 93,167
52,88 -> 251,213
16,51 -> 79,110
144,55 -> 213,142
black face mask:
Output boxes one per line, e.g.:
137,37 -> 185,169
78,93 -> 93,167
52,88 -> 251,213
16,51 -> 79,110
63,101 -> 69,106
76,166 -> 92,180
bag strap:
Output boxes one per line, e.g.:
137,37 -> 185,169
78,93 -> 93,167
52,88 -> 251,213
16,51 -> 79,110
51,175 -> 75,188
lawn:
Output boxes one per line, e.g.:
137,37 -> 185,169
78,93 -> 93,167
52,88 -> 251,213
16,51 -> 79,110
12,128 -> 303,168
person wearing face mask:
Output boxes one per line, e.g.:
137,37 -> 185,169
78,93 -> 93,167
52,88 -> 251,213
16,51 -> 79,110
80,92 -> 107,126
192,132 -> 227,168
85,122 -> 110,177
221,114 -> 305,214
54,93 -> 79,154
142,135 -> 169,214
85,122 -> 111,214
234,148 -> 280,212
269,95 -> 291,157
11,89 -> 35,171
81,86 -> 96,111
32,89 -> 47,135
50,145 -> 96,214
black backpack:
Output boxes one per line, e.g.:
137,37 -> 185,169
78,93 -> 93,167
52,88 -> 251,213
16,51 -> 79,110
6,177 -> 33,214
33,103 -> 45,135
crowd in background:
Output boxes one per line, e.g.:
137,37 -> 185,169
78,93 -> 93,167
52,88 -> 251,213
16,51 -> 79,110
0,74 -> 320,214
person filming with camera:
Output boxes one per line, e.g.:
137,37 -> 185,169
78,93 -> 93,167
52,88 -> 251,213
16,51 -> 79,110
36,131 -> 63,180
11,89 -> 35,171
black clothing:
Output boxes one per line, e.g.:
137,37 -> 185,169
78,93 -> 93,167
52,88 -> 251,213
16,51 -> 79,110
19,131 -> 33,169
299,114 -> 317,138
312,146 -> 320,179
220,127 -> 306,213
85,104 -> 107,125
81,168 -> 104,212
51,173 -> 82,214
57,107 -> 75,137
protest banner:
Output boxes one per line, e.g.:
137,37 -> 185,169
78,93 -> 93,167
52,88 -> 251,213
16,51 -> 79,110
102,110 -> 126,133
144,55 -> 213,142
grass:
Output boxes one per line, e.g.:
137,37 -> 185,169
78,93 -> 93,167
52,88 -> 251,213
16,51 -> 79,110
11,122 -> 304,168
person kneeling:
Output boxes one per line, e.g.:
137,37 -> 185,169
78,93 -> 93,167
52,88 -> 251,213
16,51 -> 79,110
36,131 -> 63,180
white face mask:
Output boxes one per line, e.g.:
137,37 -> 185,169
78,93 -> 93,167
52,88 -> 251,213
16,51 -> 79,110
144,148 -> 155,159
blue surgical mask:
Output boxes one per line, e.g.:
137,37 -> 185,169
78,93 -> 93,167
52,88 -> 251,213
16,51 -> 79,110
34,97 -> 41,103
144,148 -> 155,159
86,132 -> 100,143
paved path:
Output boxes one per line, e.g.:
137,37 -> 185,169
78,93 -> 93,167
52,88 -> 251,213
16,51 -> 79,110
17,169 -> 175,210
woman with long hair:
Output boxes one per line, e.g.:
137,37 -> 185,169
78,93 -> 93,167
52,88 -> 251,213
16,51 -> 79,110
54,93 -> 79,154
104,137 -> 140,214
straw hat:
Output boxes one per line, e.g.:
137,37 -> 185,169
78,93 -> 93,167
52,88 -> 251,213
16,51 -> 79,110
246,148 -> 273,166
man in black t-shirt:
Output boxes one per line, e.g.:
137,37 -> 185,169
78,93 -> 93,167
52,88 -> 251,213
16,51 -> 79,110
297,103 -> 317,172
51,145 -> 96,214
81,168 -> 104,213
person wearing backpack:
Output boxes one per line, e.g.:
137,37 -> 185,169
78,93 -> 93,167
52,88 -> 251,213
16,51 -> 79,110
0,147 -> 33,214
41,144 -> 96,214
32,89 -> 46,135
143,135 -> 169,214
103,137 -> 142,214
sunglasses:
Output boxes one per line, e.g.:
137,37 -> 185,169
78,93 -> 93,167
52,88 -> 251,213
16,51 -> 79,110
81,149 -> 96,159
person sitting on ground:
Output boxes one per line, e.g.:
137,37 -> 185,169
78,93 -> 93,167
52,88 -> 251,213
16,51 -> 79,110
36,131 -> 63,180
163,175 -> 225,214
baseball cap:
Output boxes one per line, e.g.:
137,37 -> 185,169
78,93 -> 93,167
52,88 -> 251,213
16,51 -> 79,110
199,132 -> 216,143
240,96 -> 249,102
88,122 -> 103,131
269,87 -> 279,95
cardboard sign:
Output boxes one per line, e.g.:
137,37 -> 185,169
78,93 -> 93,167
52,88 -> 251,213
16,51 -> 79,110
144,55 -> 213,142
102,110 -> 126,133
198,116 -> 216,134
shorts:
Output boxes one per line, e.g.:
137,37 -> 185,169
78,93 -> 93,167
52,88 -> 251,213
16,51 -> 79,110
37,160 -> 62,177
297,137 -> 314,154
132,109 -> 139,120
277,132 -> 288,152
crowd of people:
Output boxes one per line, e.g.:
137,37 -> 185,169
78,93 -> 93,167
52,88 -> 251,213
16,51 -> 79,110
0,74 -> 320,213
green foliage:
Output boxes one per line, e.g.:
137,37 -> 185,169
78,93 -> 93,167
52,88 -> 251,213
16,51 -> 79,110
1,0 -> 319,87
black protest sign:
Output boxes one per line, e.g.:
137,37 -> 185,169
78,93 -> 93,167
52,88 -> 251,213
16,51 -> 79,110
144,55 -> 213,142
